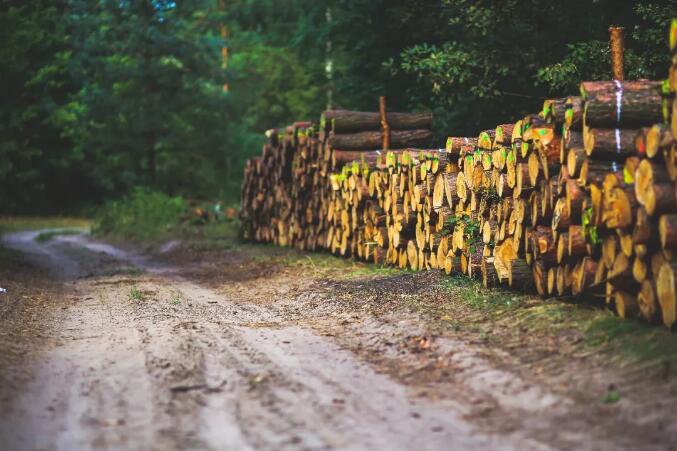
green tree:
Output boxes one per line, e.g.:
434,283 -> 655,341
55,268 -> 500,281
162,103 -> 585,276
62,0 -> 231,198
0,1 -> 80,212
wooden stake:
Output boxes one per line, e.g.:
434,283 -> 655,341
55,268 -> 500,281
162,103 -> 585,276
379,96 -> 390,150
609,26 -> 625,81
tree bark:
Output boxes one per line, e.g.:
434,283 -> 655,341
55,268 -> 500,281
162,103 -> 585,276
580,80 -> 663,127
328,129 -> 433,151
322,109 -> 433,133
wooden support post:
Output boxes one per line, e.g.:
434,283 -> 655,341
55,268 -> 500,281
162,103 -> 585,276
379,96 -> 390,150
609,26 -> 625,81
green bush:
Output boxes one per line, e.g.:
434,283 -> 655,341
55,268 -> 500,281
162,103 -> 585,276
93,189 -> 186,241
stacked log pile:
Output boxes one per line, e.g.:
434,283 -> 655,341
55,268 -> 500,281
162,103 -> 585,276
241,22 -> 677,329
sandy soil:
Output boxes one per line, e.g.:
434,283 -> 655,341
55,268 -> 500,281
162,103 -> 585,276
0,229 -> 676,451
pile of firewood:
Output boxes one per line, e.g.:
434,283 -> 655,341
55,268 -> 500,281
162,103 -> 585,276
241,22 -> 677,329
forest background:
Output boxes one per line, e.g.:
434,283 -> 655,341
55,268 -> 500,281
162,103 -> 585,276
1,0 -> 675,214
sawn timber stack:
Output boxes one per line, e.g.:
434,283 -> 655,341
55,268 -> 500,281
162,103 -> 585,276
241,22 -> 677,330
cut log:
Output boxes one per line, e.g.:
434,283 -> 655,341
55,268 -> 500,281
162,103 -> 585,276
322,110 -> 433,133
571,257 -> 598,296
615,291 -> 639,319
638,280 -> 659,322
580,81 -> 663,128
645,123 -> 672,159
656,261 -> 677,329
329,129 -> 433,151
564,96 -> 583,130
634,159 -> 675,216
659,214 -> 677,250
583,126 -> 637,159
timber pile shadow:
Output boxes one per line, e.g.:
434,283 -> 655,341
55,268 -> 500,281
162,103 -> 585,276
241,21 -> 677,331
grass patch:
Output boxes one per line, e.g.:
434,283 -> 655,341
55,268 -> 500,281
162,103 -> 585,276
437,276 -> 523,310
602,387 -> 621,404
94,189 -> 186,242
584,314 -> 677,364
173,221 -> 241,251
0,217 -> 91,236
34,228 -> 83,242
128,286 -> 145,302
169,292 -> 183,305
250,247 -> 411,279
93,189 -> 241,250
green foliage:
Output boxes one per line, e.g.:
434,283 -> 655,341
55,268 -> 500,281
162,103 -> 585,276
442,214 -> 481,251
169,292 -> 183,305
128,286 -> 145,302
1,0 -> 675,213
0,2 -> 82,212
62,0 -> 231,198
438,276 -> 520,310
392,0 -> 675,135
0,217 -> 91,235
94,189 -> 186,241
585,315 -> 677,364
602,388 -> 621,404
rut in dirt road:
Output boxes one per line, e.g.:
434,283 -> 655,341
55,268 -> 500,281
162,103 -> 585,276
1,230 -> 675,451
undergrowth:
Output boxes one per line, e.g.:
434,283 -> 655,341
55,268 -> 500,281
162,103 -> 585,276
128,286 -> 145,302
584,314 -> 677,364
94,189 -> 186,241
0,217 -> 91,236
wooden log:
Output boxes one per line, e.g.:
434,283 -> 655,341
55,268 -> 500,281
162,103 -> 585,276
579,159 -> 620,186
568,225 -> 587,259
615,291 -> 639,319
565,96 -> 583,130
446,137 -> 478,154
566,148 -> 586,178
322,109 -> 433,133
532,260 -> 548,297
580,80 -> 663,128
532,226 -> 557,266
444,251 -> 459,275
547,266 -> 557,295
329,129 -> 433,151
565,178 -> 585,221
571,257 -> 598,296
604,184 -> 638,229
638,280 -> 659,323
494,124 -> 514,148
482,256 -> 500,287
656,261 -> 677,329
542,98 -> 567,125
555,264 -> 569,295
634,159 -> 674,216
645,123 -> 672,159
556,233 -> 568,264
583,126 -> 637,159
659,214 -> 677,250
608,253 -> 639,292
477,129 -> 496,150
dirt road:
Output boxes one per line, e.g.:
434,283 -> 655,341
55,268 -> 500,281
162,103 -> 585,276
1,229 -> 676,450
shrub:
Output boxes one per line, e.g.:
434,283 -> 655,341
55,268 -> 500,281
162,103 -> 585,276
94,189 -> 186,241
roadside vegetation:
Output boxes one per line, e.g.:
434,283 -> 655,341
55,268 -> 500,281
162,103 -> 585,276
93,189 -> 187,241
2,2 -> 673,215
0,217 -> 91,235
